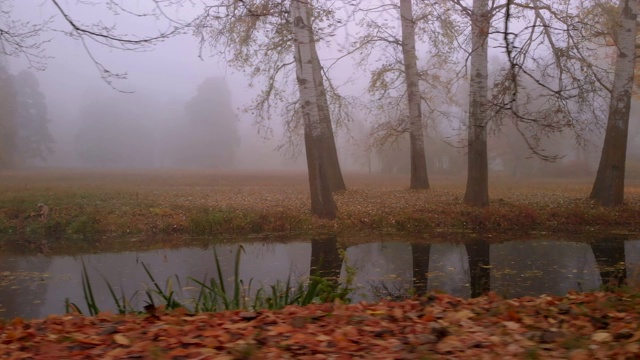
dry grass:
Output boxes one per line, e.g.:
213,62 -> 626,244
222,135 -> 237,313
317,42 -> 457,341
0,168 -> 638,242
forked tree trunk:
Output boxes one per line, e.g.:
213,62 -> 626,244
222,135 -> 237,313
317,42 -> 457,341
400,0 -> 430,190
463,0 -> 490,207
291,0 -> 337,219
309,39 -> 347,192
590,0 -> 638,207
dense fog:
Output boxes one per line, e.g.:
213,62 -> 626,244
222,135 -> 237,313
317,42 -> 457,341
2,0 -> 639,179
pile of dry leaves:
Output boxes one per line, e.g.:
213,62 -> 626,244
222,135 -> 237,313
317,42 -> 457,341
2,291 -> 640,359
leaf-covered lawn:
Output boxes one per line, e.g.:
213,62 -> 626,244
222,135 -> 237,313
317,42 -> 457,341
0,169 -> 639,241
3,292 -> 640,359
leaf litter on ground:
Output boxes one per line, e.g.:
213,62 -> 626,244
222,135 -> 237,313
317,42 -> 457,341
2,291 -> 640,359
2,171 -> 640,241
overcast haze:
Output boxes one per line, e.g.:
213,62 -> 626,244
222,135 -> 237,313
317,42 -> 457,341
7,0 -> 316,170
3,0 -> 637,178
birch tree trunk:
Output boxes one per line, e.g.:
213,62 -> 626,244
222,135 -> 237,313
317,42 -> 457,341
309,37 -> 347,192
400,0 -> 430,190
463,0 -> 490,207
291,0 -> 337,219
590,0 -> 638,207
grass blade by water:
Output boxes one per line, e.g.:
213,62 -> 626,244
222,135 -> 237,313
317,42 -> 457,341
189,275 -> 227,311
80,259 -> 100,316
232,245 -> 245,309
141,262 -> 183,309
101,275 -> 128,315
301,277 -> 322,305
213,247 -> 226,297
65,298 -> 83,315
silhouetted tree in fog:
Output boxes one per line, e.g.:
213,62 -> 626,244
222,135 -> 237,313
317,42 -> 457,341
462,0 -> 491,207
0,63 -> 53,168
0,61 -> 16,168
13,71 -> 54,165
181,77 -> 239,168
349,0 -> 458,189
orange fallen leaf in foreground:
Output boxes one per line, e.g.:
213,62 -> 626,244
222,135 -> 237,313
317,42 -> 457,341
2,292 -> 640,359
112,333 -> 130,346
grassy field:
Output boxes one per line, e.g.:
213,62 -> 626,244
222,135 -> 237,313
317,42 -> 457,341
0,168 -> 638,246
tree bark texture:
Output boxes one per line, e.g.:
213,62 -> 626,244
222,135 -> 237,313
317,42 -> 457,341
590,0 -> 638,207
400,0 -> 430,190
309,30 -> 347,192
463,0 -> 490,207
291,0 -> 337,219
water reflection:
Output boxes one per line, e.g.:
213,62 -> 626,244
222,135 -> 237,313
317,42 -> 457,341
491,240 -> 601,298
0,236 -> 638,319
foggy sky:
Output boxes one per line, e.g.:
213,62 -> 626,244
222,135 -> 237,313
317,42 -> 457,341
7,1 -> 307,170
3,1 -> 633,175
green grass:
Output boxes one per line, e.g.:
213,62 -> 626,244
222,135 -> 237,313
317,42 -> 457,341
67,245 -> 353,316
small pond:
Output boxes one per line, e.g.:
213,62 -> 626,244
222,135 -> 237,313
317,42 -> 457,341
0,236 -> 638,319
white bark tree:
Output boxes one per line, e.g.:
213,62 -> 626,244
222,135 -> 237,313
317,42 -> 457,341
400,0 -> 430,189
590,0 -> 639,206
309,13 -> 346,192
192,0 -> 348,216
291,0 -> 337,219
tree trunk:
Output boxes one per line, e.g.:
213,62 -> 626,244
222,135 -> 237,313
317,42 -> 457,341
411,243 -> 431,296
400,0 -> 430,190
590,236 -> 627,289
291,0 -> 337,219
590,0 -> 638,207
309,37 -> 347,192
465,240 -> 491,298
463,0 -> 490,207
310,237 -> 343,282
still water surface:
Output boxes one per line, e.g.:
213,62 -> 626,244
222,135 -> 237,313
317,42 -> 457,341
0,236 -> 638,319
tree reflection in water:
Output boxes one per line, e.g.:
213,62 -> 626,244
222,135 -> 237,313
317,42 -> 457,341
1,236 -> 638,320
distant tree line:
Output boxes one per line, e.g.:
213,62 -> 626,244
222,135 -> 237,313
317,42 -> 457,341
74,77 -> 239,169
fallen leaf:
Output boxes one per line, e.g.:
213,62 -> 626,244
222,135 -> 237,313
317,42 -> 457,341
627,330 -> 640,343
316,334 -> 331,342
75,336 -> 103,345
435,335 -> 464,354
591,332 -> 613,343
113,333 -> 131,346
